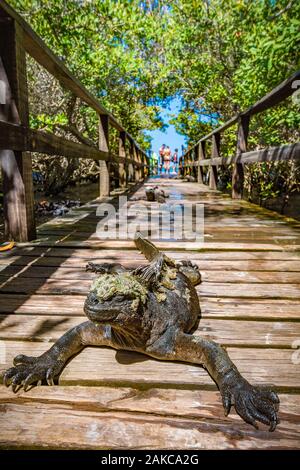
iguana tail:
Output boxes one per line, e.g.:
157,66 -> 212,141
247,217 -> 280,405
134,232 -> 160,262
134,232 -> 176,266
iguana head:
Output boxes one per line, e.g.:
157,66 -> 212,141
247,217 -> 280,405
84,272 -> 148,324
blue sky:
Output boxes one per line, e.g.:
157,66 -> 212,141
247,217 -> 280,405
145,97 -> 186,156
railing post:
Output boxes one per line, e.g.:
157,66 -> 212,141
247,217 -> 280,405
140,151 -> 145,180
128,139 -> 134,183
232,116 -> 249,199
192,147 -> 197,179
134,146 -> 140,182
209,133 -> 220,190
197,142 -> 205,184
118,130 -> 126,189
99,114 -> 110,197
183,152 -> 188,177
0,19 -> 36,241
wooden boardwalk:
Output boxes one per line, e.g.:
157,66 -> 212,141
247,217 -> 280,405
0,177 -> 300,449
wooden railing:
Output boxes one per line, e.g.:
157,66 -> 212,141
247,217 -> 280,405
183,70 -> 300,198
0,0 -> 149,242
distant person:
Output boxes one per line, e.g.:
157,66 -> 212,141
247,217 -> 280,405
164,146 -> 171,175
173,148 -> 179,173
159,144 -> 166,174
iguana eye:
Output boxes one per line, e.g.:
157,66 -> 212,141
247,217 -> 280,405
89,293 -> 99,304
114,295 -> 125,302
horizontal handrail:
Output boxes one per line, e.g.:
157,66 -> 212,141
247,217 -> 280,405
0,120 -> 147,167
186,142 -> 300,167
187,70 -> 300,152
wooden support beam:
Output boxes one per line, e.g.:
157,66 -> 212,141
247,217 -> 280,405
98,114 -> 110,198
0,19 -> 36,242
209,134 -> 220,190
141,152 -> 146,179
232,116 -> 249,199
127,140 -> 134,183
183,152 -> 189,177
133,145 -> 140,182
197,142 -> 205,184
118,131 -> 127,188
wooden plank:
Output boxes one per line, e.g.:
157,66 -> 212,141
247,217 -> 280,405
0,341 -> 299,391
0,295 -> 299,320
0,387 -> 299,449
1,314 -> 299,348
0,21 -> 36,241
0,276 -> 299,298
198,283 -> 300,299
5,246 -> 300,261
1,265 -> 299,284
1,254 -> 300,272
0,294 -> 86,315
201,297 -> 300,320
20,239 -> 300,251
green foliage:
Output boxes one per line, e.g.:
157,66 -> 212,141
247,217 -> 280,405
8,0 -> 300,205
10,0 -> 173,149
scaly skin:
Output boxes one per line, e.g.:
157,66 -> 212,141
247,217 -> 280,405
3,233 -> 279,431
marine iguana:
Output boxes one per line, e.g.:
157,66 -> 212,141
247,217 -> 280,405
3,233 -> 279,431
131,186 -> 169,203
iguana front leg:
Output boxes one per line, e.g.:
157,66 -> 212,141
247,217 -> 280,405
147,330 -> 279,431
3,322 -> 116,392
86,262 -> 126,274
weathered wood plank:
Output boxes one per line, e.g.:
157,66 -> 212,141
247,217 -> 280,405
4,246 -> 300,261
1,314 -> 299,348
0,341 -> 299,390
0,387 -> 299,449
1,276 -> 299,298
3,255 -> 300,272
1,265 -> 299,284
0,294 -> 299,320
